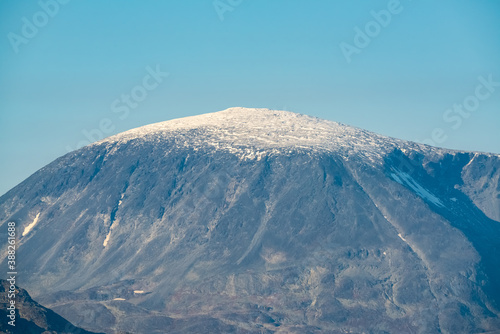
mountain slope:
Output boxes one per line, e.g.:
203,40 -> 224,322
0,279 -> 103,334
1,108 -> 499,333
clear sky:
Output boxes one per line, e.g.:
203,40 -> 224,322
1,0 -> 499,195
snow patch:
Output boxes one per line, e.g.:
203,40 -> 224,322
22,213 -> 40,236
398,233 -> 407,242
118,193 -> 125,206
464,153 -> 477,169
391,169 -> 444,207
103,219 -> 119,247
134,290 -> 145,294
113,298 -> 126,301
103,231 -> 112,247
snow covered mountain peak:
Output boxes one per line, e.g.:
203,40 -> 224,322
98,107 -> 416,161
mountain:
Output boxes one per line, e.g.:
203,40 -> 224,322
0,279 -> 103,334
1,107 -> 499,333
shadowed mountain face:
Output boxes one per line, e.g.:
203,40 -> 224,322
0,279 -> 102,334
1,108 -> 499,333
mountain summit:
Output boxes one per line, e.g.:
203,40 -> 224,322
100,107 -> 422,161
1,108 -> 500,333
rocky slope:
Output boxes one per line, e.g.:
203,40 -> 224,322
0,108 -> 499,333
0,279 -> 102,334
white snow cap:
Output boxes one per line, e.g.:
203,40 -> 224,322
97,107 -> 429,160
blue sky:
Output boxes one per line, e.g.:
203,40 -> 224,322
1,0 -> 499,195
